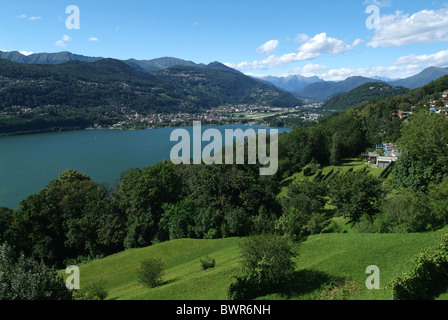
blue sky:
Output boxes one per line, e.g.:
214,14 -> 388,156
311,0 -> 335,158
1,0 -> 448,80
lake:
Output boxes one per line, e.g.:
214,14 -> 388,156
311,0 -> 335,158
0,125 -> 290,209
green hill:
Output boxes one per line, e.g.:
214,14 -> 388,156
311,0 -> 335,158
297,76 -> 382,101
69,227 -> 448,300
322,82 -> 409,112
0,59 -> 301,134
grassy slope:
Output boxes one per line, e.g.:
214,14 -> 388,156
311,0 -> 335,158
279,158 -> 384,198
69,160 -> 446,300
69,227 -> 448,300
70,238 -> 243,300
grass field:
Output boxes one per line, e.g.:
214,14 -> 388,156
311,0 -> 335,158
65,159 -> 448,301
67,226 -> 448,300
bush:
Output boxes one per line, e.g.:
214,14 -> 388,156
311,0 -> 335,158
73,279 -> 109,300
303,163 -> 320,177
314,277 -> 360,300
228,234 -> 297,300
200,256 -> 216,270
390,234 -> 448,300
137,258 -> 165,288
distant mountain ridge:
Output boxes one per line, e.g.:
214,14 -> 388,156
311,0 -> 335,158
254,74 -> 324,93
0,50 -> 241,75
1,50 -> 447,102
0,51 -> 102,65
388,66 -> 448,89
259,66 -> 448,101
296,76 -> 383,101
322,82 -> 410,112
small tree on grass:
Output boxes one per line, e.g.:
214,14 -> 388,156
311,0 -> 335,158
137,258 -> 165,288
228,234 -> 297,300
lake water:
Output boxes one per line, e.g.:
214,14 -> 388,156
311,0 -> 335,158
0,125 -> 290,209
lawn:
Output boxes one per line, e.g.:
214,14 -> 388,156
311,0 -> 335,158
67,226 -> 448,300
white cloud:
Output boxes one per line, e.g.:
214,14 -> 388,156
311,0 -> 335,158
294,33 -> 310,43
368,7 -> 448,48
55,40 -> 67,48
319,64 -> 422,81
19,51 -> 33,56
227,33 -> 361,71
56,35 -> 71,48
256,40 -> 279,54
291,63 -> 329,76
299,33 -> 362,55
226,51 -> 320,71
88,37 -> 99,42
394,49 -> 448,68
17,14 -> 42,21
363,0 -> 392,8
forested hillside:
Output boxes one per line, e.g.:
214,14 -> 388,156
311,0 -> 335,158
0,59 -> 300,133
322,82 -> 409,112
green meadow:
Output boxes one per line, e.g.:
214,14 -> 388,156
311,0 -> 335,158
67,225 -> 448,300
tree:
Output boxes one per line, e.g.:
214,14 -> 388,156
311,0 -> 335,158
228,234 -> 297,300
159,197 -> 198,240
394,113 -> 448,193
0,243 -> 72,300
11,169 -> 120,266
283,178 -> 328,216
239,233 -> 296,287
0,208 -> 13,244
329,170 -> 384,223
119,161 -> 184,247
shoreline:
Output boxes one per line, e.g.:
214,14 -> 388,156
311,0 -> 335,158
0,120 -> 284,138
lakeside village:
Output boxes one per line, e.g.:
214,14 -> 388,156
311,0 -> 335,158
104,101 -> 325,129
0,101 -> 324,128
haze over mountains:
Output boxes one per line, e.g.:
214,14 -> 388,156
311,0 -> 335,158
1,50 -> 448,102
256,67 -> 448,101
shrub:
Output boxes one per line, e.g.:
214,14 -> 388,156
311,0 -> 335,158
73,279 -> 109,300
228,234 -> 297,300
137,258 -> 165,288
303,163 -> 319,177
314,277 -> 360,300
390,234 -> 448,300
200,256 -> 216,270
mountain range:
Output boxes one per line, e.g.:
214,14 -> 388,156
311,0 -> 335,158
0,50 -> 241,74
1,50 -> 448,102
0,57 -> 301,133
258,67 -> 448,101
